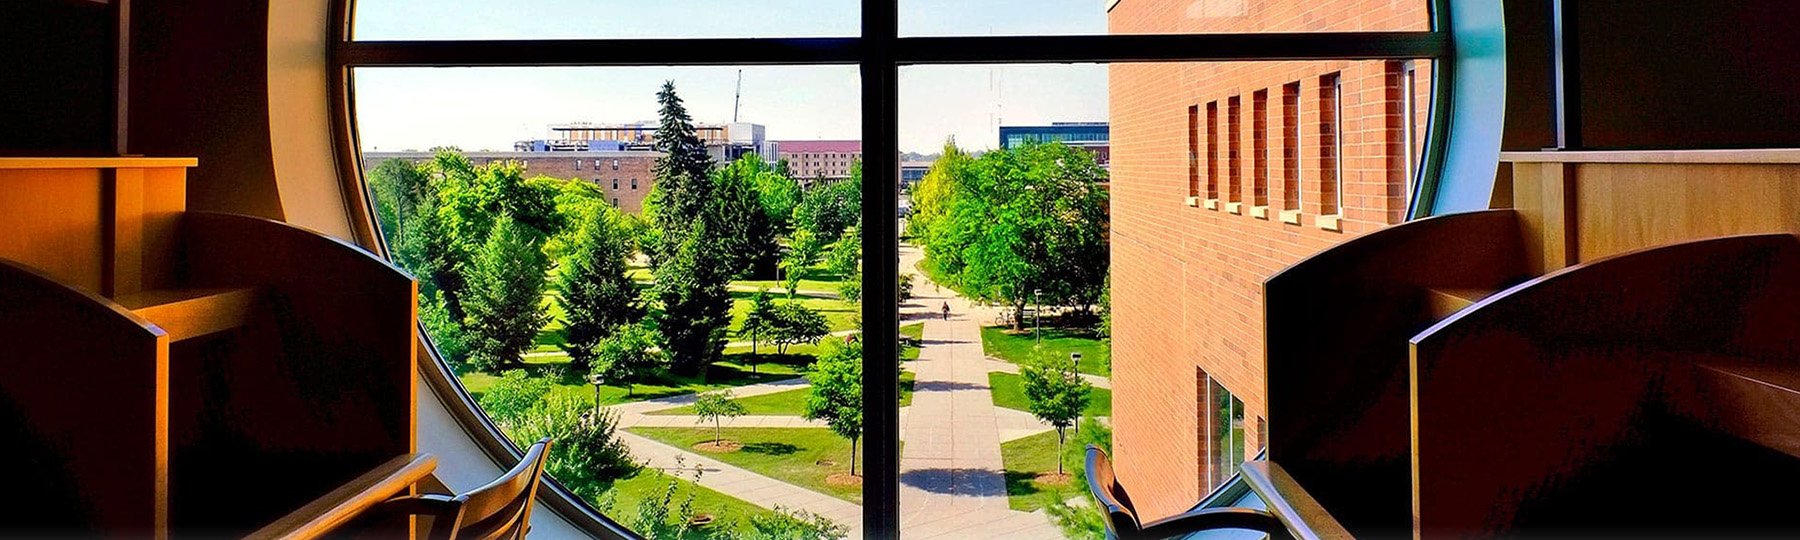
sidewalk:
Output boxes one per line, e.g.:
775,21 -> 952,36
618,430 -> 866,539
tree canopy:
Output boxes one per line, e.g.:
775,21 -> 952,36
805,340 -> 864,476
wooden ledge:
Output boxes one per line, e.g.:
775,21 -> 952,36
0,157 -> 198,170
1500,149 -> 1800,164
250,453 -> 438,540
115,287 -> 259,342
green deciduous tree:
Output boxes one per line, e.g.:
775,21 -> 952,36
692,390 -> 748,446
591,323 -> 668,397
558,204 -> 642,371
1020,355 -> 1093,475
771,302 -> 830,355
781,229 -> 824,298
906,140 -> 970,242
463,217 -> 552,373
919,142 -> 1110,328
805,341 -> 864,476
793,163 -> 862,239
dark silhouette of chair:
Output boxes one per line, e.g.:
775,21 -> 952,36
378,438 -> 553,540
1086,445 -> 1291,540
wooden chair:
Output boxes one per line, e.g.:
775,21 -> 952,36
1085,446 -> 1291,540
378,439 -> 553,540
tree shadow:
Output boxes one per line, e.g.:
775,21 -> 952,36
1004,470 -> 1044,498
741,442 -> 800,456
913,380 -> 987,392
898,468 -> 1008,497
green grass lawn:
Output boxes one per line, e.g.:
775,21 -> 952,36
980,325 -> 1111,377
646,371 -> 916,416
728,289 -> 860,334
457,352 -> 805,407
999,429 -> 1082,512
629,427 -> 865,504
899,322 -> 923,361
988,371 -> 1112,417
597,468 -> 777,539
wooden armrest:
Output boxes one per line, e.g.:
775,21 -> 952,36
1238,462 -> 1353,540
248,453 -> 438,540
1137,507 -> 1292,540
375,493 -> 462,517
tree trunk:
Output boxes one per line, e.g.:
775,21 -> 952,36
1056,427 -> 1067,475
1012,302 -> 1026,331
715,420 -> 722,445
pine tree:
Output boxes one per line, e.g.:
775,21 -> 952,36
558,206 -> 642,372
653,221 -> 733,376
463,217 -> 552,373
647,80 -> 716,250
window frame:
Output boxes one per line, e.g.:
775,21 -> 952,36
323,1 -> 1500,538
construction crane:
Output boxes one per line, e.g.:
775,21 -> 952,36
733,69 -> 743,123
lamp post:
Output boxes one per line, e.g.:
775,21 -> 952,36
588,371 -> 604,416
1071,352 -> 1082,372
1033,288 -> 1042,344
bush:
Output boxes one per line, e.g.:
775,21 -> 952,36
500,395 -> 639,501
733,506 -> 849,540
1046,416 -> 1113,540
477,370 -> 553,425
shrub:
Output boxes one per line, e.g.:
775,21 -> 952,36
733,506 -> 849,540
500,395 -> 639,501
477,370 -> 553,425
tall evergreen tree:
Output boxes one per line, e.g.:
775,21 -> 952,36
653,220 -> 733,375
463,217 -> 552,373
709,156 -> 780,278
647,80 -> 717,247
558,205 -> 642,372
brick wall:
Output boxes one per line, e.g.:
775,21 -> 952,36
1108,0 -> 1430,519
361,152 -> 661,214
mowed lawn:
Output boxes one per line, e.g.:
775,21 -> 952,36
645,371 -> 917,416
999,429 -> 1082,511
601,468 -> 777,539
628,427 -> 866,504
980,326 -> 1111,377
457,351 -> 809,407
987,371 -> 1112,417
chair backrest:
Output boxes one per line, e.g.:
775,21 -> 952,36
429,438 -> 553,540
1086,445 -> 1143,537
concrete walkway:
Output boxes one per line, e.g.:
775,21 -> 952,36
897,244 -> 1063,539
618,430 -> 866,539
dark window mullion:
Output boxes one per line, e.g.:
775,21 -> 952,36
861,1 -> 900,537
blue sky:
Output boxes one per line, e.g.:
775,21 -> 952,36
352,0 -> 1109,153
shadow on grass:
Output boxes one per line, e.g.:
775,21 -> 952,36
1004,469 -> 1045,498
741,442 -> 800,456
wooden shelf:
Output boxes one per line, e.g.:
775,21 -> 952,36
115,287 -> 259,342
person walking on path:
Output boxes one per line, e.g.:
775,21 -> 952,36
941,301 -> 951,320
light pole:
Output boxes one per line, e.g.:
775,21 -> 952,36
588,371 -> 604,416
1033,288 -> 1042,344
1071,351 -> 1083,435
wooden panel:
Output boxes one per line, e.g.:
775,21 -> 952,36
108,167 -> 145,296
172,212 -> 417,533
0,157 -> 198,169
116,287 -> 259,341
1410,234 -> 1800,537
248,453 -> 437,540
1264,209 -> 1527,537
0,259 -> 168,536
1570,163 -> 1800,262
0,168 -> 108,292
1508,162 -> 1576,274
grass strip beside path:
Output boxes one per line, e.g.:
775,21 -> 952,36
629,427 -> 866,504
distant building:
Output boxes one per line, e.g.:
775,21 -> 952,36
517,121 -> 776,165
998,122 -> 1110,166
362,150 -> 663,214
900,160 -> 933,190
776,140 -> 862,180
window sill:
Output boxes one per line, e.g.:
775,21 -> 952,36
1225,202 -> 1242,215
1316,214 -> 1342,232
1204,198 -> 1219,210
1250,205 -> 1269,219
1279,209 -> 1302,225
1185,196 -> 1203,208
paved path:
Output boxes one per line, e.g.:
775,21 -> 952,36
896,244 -> 1063,539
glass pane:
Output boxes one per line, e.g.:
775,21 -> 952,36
355,65 -> 863,538
902,0 -> 1429,37
896,58 -> 1430,536
354,0 -> 859,41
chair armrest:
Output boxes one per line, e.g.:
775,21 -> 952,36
1137,507 -> 1292,540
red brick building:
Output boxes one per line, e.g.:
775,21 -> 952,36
361,151 -> 662,214
1107,0 -> 1432,519
776,140 -> 862,180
